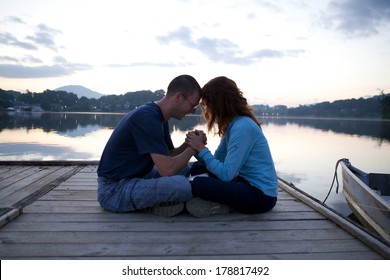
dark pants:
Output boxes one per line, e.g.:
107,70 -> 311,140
190,162 -> 277,214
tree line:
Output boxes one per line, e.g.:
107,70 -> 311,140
0,88 -> 165,112
253,93 -> 390,118
0,88 -> 389,118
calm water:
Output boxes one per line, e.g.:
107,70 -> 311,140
1,111 -> 390,215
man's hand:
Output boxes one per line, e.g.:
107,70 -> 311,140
186,130 -> 207,153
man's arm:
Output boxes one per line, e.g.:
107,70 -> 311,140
151,148 -> 196,176
169,142 -> 189,156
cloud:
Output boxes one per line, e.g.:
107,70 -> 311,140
325,0 -> 390,37
0,18 -> 77,78
53,56 -> 68,64
5,16 -> 26,24
0,32 -> 38,50
0,55 -> 19,63
157,26 -> 304,65
107,61 -> 191,68
0,22 -> 62,51
0,64 -> 72,78
0,58 -> 91,78
21,55 -> 43,64
26,24 -> 62,51
0,55 -> 43,64
252,0 -> 282,12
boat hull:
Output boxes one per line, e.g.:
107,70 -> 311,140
340,161 -> 390,244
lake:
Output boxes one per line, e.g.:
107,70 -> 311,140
1,111 -> 390,215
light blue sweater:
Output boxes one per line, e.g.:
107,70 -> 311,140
196,116 -> 278,197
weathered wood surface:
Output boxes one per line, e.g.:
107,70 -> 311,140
0,163 -> 388,259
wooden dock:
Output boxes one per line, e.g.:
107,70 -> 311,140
0,161 -> 389,259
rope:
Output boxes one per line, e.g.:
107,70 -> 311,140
323,158 -> 349,204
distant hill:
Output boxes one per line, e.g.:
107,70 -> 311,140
55,85 -> 104,99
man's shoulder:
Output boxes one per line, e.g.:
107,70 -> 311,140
134,102 -> 157,112
131,102 -> 161,118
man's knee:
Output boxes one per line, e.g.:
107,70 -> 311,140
157,175 -> 192,201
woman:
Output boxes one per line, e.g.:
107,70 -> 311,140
185,76 -> 278,217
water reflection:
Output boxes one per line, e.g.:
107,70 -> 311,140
1,142 -> 92,160
264,117 -> 390,144
0,112 -> 124,135
1,112 -> 389,142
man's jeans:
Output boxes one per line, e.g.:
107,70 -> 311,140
97,165 -> 192,212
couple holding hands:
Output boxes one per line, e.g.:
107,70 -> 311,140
97,75 -> 278,217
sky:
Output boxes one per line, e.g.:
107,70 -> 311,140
0,0 -> 389,107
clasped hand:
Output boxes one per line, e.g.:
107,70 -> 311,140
185,130 -> 207,153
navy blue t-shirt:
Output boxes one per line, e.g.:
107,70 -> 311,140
97,102 -> 174,180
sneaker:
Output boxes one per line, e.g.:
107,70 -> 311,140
151,202 -> 184,217
186,197 -> 232,218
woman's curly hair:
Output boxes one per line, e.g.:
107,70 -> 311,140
201,76 -> 261,136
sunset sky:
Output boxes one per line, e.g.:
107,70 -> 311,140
1,0 -> 389,107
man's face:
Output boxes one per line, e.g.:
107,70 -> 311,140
175,91 -> 200,119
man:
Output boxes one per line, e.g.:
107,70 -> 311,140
97,74 -> 201,216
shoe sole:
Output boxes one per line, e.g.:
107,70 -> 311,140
151,202 -> 184,217
186,197 -> 231,218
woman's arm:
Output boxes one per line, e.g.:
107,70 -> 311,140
187,119 -> 255,181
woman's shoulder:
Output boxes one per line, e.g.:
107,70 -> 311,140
232,116 -> 259,129
228,117 -> 261,138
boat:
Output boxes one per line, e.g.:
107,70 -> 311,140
339,158 -> 390,244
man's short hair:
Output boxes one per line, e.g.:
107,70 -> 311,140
167,75 -> 201,96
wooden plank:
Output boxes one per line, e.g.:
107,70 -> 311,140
60,177 -> 97,181
15,210 -> 326,222
0,239 -> 378,259
0,208 -> 20,227
23,203 -> 321,216
23,205 -> 320,219
59,177 -> 96,181
69,174 -> 96,178
58,181 -> 97,187
0,166 -> 81,208
25,200 -> 100,207
0,166 -> 27,177
0,166 -> 62,200
0,165 -> 9,171
26,197 -> 317,211
0,166 -> 37,188
78,165 -> 98,172
23,205 -> 104,213
0,219 -> 341,232
58,251 -> 380,260
0,252 -> 382,260
56,184 -> 97,191
22,200 -> 317,214
38,190 -> 97,201
0,165 -> 32,175
0,228 -> 354,244
26,198 -> 316,212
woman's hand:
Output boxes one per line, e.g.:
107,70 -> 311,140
195,129 -> 207,145
186,130 -> 206,153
